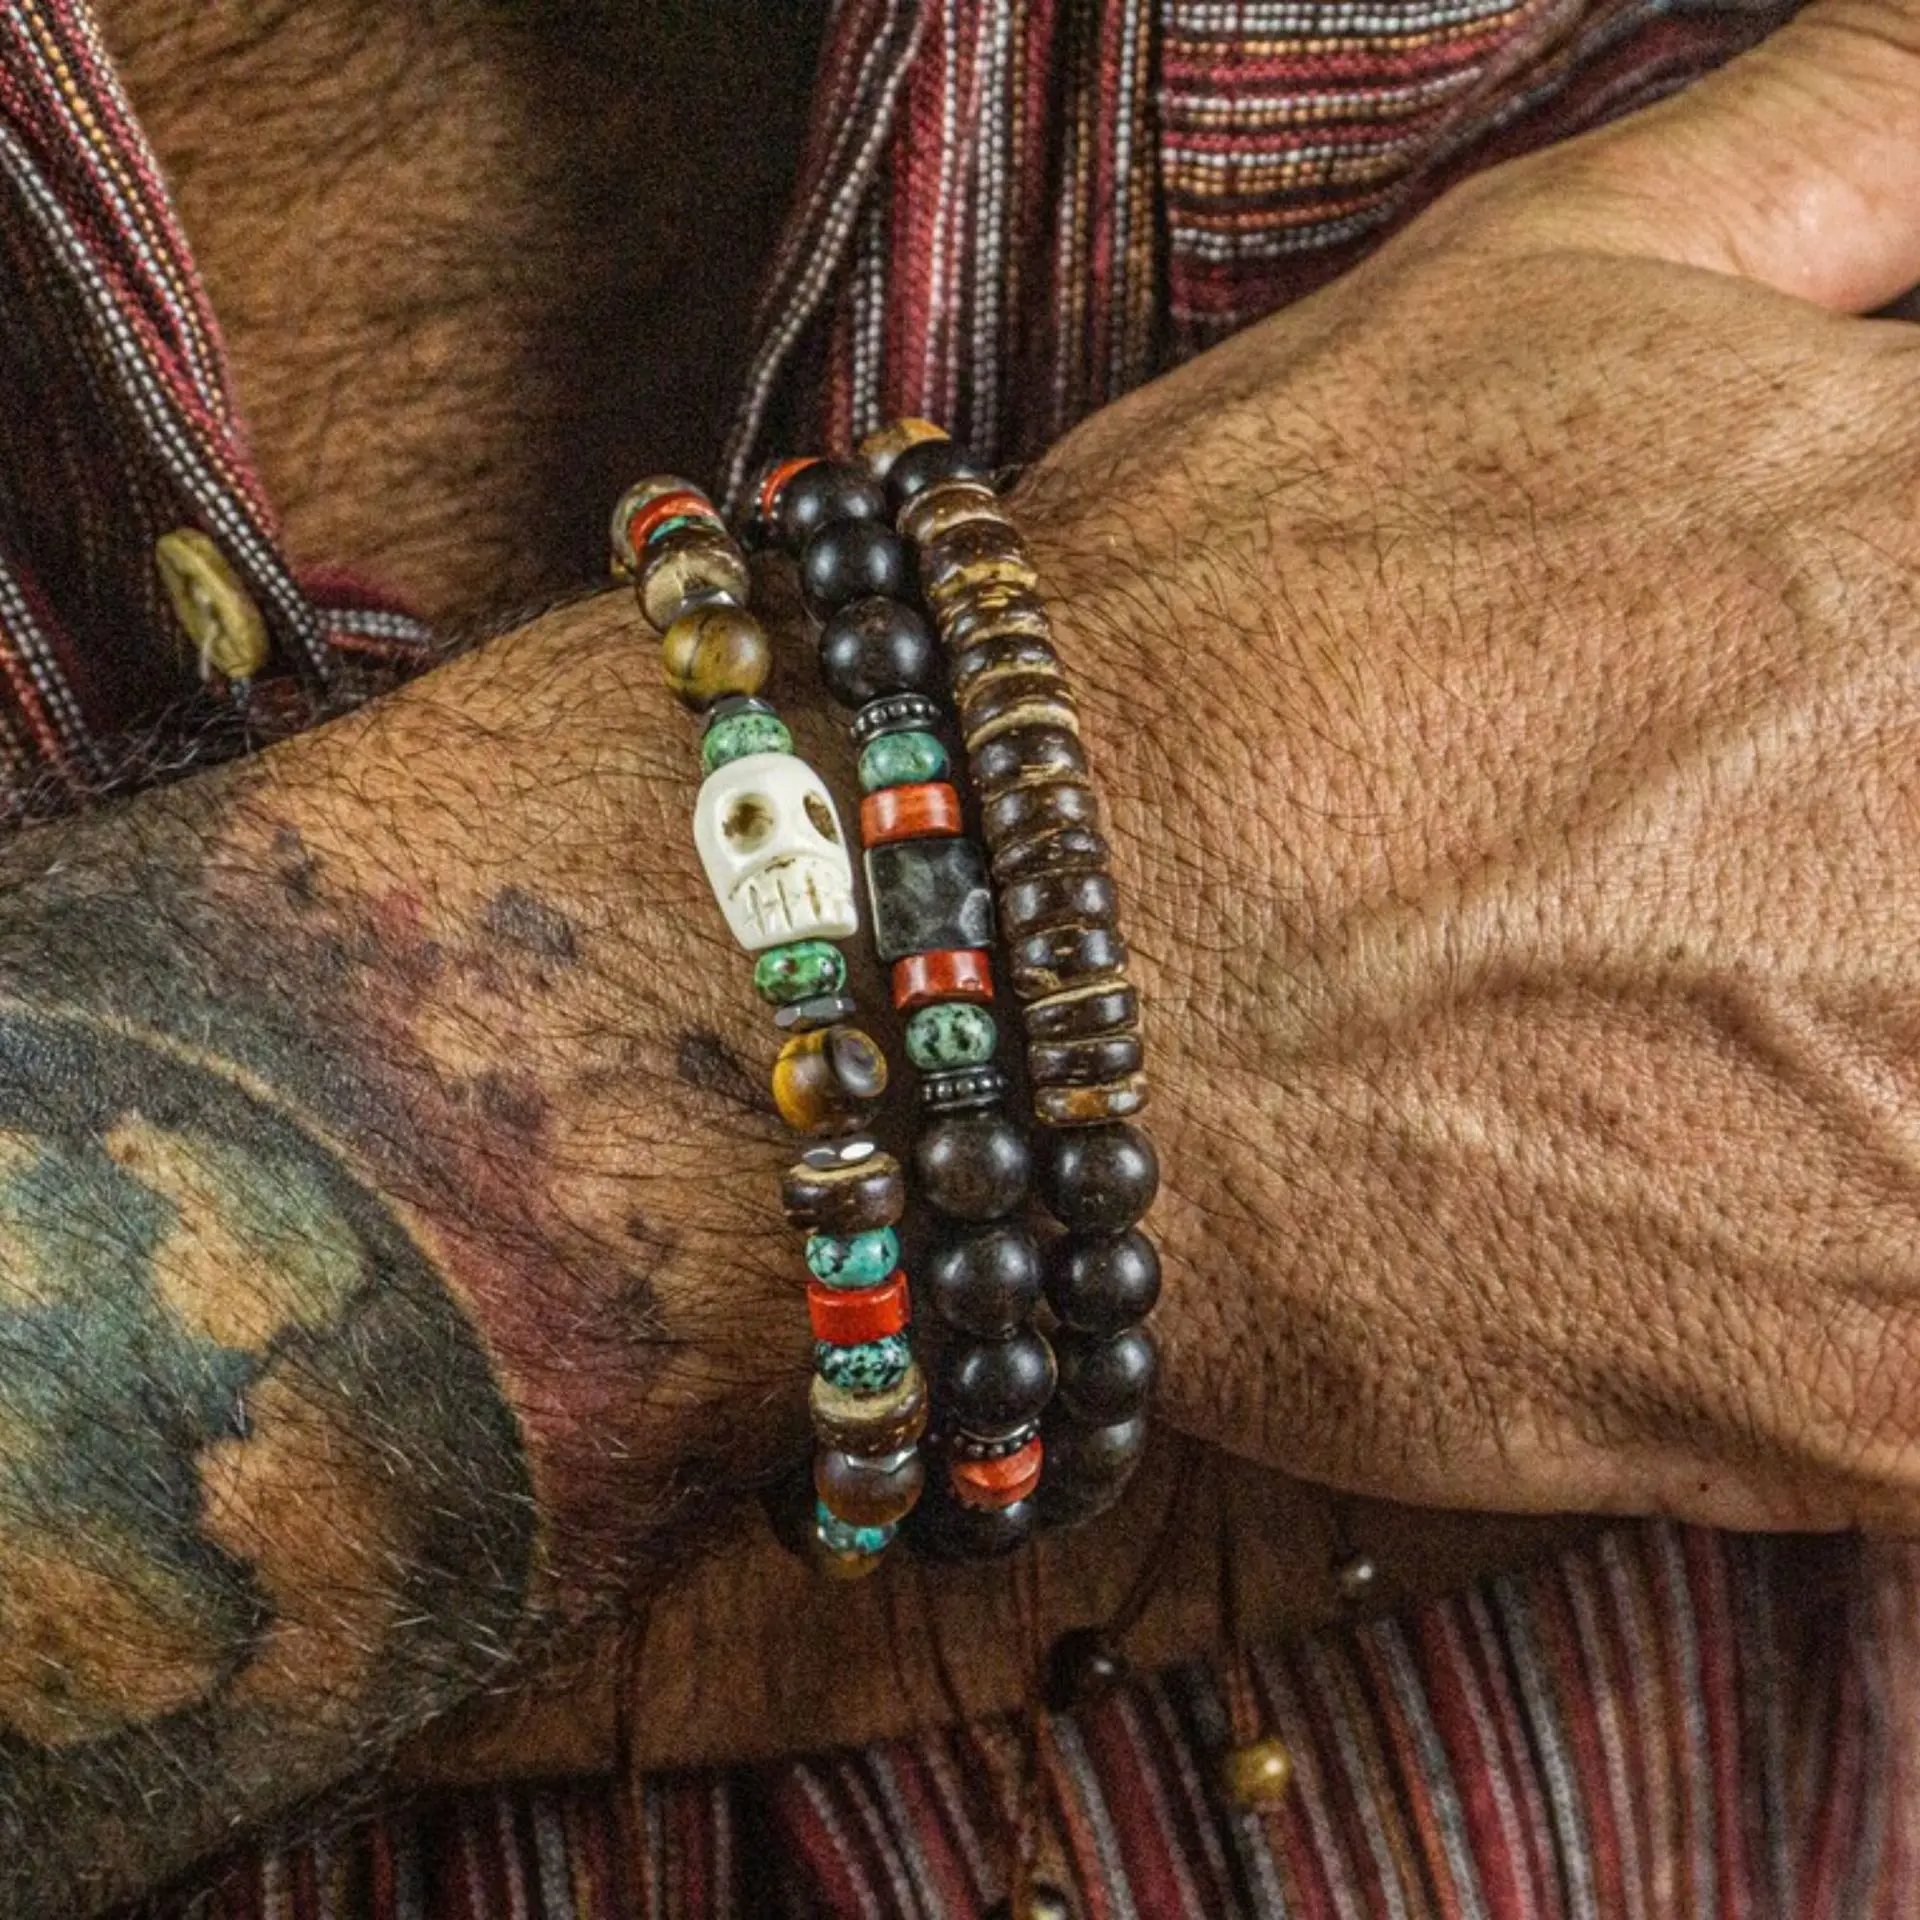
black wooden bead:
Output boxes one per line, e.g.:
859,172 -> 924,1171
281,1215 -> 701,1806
941,1328 -> 1057,1432
866,838 -> 995,962
1027,1030 -> 1146,1088
776,460 -> 886,550
921,1064 -> 1011,1113
800,521 -> 914,617
943,588 -> 1051,650
1024,982 -> 1139,1044
915,1109 -> 1032,1221
1044,1230 -> 1162,1333
1001,870 -> 1119,938
1040,1411 -> 1149,1502
1041,1124 -> 1159,1233
926,1224 -> 1042,1337
904,1481 -> 1037,1562
887,436 -> 987,512
852,692 -> 942,744
959,672 -> 1078,740
1008,924 -> 1129,998
1056,1325 -> 1158,1423
970,725 -> 1087,790
1044,1628 -> 1129,1712
951,632 -> 1062,698
981,780 -> 1100,848
818,596 -> 940,707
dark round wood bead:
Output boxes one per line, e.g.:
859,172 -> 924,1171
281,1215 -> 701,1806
914,1109 -> 1032,1221
925,1225 -> 1042,1337
1024,982 -> 1139,1043
776,460 -> 886,551
781,1145 -> 907,1234
903,1480 -> 1037,1562
887,437 -> 988,511
1008,924 -> 1129,999
815,1445 -> 925,1528
1044,1229 -> 1162,1333
969,724 -> 1087,791
818,596 -> 940,708
1041,1123 -> 1159,1233
800,522 -> 915,618
1056,1325 -> 1158,1423
981,779 -> 1100,849
1038,1411 -> 1149,1515
940,1328 -> 1057,1433
1027,1030 -> 1146,1089
1001,870 -> 1119,939
1044,1628 -> 1129,1712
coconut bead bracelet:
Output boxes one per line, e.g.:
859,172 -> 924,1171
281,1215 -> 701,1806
869,424 -> 1162,1529
753,450 -> 1054,1561
610,477 -> 926,1577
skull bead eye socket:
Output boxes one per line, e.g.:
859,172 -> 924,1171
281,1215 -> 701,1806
805,794 -> 839,844
723,793 -> 777,852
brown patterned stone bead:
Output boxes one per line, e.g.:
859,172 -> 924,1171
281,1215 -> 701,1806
771,1025 -> 889,1136
981,779 -> 1101,849
992,825 -> 1113,883
970,725 -> 1088,794
815,1445 -> 926,1527
1024,980 -> 1140,1042
960,676 -> 1081,748
1008,924 -> 1129,999
781,1144 -> 907,1234
1001,870 -> 1120,939
659,604 -> 771,709
1027,1030 -> 1144,1089
637,526 -> 751,632
810,1361 -> 930,1454
897,478 -> 1002,546
942,588 -> 1054,651
921,520 -> 1040,618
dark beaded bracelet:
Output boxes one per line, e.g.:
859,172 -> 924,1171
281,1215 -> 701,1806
611,475 -> 923,1578
877,424 -> 1164,1528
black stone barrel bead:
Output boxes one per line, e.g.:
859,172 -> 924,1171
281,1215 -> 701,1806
903,1482 -> 1037,1562
818,595 -> 941,708
1027,1030 -> 1145,1089
950,632 -> 1064,700
1024,981 -> 1140,1042
920,521 -> 1040,617
887,438 -> 989,515
1035,1413 -> 1149,1529
781,1141 -> 907,1234
1001,870 -> 1119,939
865,837 -> 995,962
851,691 -> 943,745
941,1327 -> 1057,1434
1044,1229 -> 1162,1334
800,520 -> 915,618
1055,1325 -> 1158,1424
921,1064 -> 1011,1113
776,459 -> 886,551
992,824 -> 1113,884
1040,1122 -> 1159,1233
941,587 -> 1054,651
915,1107 -> 1032,1221
1034,1075 -> 1150,1128
925,1224 -> 1042,1338
1008,923 -> 1129,1000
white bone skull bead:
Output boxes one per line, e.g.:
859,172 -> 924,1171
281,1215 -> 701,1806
694,751 -> 859,951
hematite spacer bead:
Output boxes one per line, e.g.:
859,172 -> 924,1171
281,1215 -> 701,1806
1034,1074 -> 1151,1127
920,1064 -> 1011,1113
914,1107 -> 1032,1221
1055,1325 -> 1158,1423
1000,870 -> 1120,939
1023,980 -> 1140,1042
810,1361 -> 929,1454
940,1328 -> 1057,1433
981,779 -> 1100,849
1040,1122 -> 1159,1233
800,521 -> 915,618
924,1223 -> 1041,1337
1044,1230 -> 1161,1334
771,459 -> 885,551
952,1436 -> 1044,1510
1008,923 -> 1129,999
1026,1031 -> 1145,1088
774,992 -> 859,1034
865,839 -> 995,962
818,596 -> 941,708
969,723 -> 1087,789
852,692 -> 944,744
782,1141 -> 906,1234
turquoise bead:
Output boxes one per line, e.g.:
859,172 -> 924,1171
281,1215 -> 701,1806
815,1500 -> 895,1557
807,1226 -> 901,1289
754,940 -> 848,1005
859,729 -> 949,792
905,1002 -> 998,1071
814,1333 -> 913,1395
702,709 -> 793,773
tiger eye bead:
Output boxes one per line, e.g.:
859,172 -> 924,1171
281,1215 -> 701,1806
1041,1123 -> 1159,1232
810,1361 -> 929,1454
782,1143 -> 906,1235
660,605 -> 771,709
772,1025 -> 888,1135
637,527 -> 751,632
815,1445 -> 925,1528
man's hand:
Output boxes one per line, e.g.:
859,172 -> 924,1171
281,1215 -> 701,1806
1024,0 -> 1920,1532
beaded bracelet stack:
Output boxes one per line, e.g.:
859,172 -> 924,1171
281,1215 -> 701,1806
611,479 -> 926,1578
756,448 -> 1054,1559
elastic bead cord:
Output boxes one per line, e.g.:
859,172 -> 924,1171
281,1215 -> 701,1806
873,425 -> 1163,1530
754,452 -> 1053,1562
610,475 -> 924,1576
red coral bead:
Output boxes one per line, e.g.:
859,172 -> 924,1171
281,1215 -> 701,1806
893,948 -> 994,1010
861,781 -> 963,846
624,487 -> 716,555
951,1436 -> 1044,1509
808,1271 -> 911,1346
